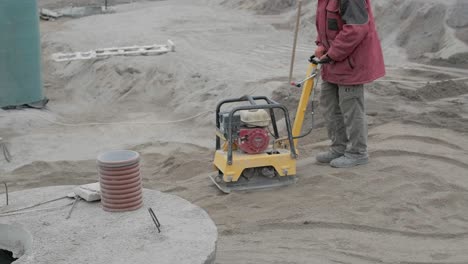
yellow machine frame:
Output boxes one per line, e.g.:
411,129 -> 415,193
211,62 -> 318,192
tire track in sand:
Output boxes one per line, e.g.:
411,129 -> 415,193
253,221 -> 468,239
220,221 -> 468,264
370,150 -> 468,170
375,135 -> 464,151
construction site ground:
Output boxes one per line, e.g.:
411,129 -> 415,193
2,0 -> 468,263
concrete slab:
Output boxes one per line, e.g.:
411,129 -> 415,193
0,186 -> 217,264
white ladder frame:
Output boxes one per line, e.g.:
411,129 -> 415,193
52,40 -> 175,62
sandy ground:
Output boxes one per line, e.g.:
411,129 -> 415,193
2,0 -> 468,263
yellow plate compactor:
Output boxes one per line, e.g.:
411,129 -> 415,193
210,57 -> 322,193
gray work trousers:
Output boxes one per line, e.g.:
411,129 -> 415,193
319,81 -> 368,159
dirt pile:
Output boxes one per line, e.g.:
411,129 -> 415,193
393,2 -> 446,59
219,0 -> 468,62
38,0 -> 164,9
218,0 -> 297,14
417,80 -> 468,101
447,0 -> 468,29
42,52 -> 189,119
448,0 -> 468,45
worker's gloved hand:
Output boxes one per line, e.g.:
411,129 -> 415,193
314,46 -> 326,58
319,54 -> 333,64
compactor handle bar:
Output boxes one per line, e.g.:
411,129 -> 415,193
291,55 -> 328,88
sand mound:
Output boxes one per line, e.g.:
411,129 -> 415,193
395,80 -> 468,102
219,0 -> 468,61
38,0 -> 163,9
394,2 -> 446,59
42,40 -> 219,123
447,0 -> 468,28
417,80 -> 468,101
43,52 -> 185,119
219,0 -> 296,14
367,0 -> 468,60
456,29 -> 468,44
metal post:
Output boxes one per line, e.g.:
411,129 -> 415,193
289,0 -> 303,83
3,182 -> 8,206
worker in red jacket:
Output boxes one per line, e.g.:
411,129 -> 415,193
314,0 -> 385,168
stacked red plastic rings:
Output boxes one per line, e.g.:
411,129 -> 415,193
97,150 -> 143,212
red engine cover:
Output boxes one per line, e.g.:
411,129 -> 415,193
238,128 -> 270,154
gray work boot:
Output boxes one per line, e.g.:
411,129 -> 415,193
316,151 -> 343,164
330,155 -> 368,168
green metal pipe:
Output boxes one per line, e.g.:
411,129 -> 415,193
0,0 -> 44,108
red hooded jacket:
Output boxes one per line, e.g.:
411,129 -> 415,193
316,0 -> 385,85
